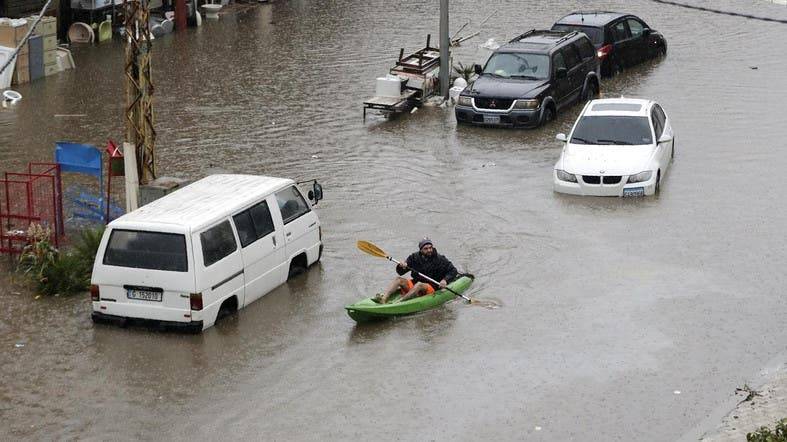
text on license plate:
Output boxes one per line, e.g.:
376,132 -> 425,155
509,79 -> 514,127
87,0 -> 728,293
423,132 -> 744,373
483,115 -> 501,124
623,187 -> 645,197
127,289 -> 163,302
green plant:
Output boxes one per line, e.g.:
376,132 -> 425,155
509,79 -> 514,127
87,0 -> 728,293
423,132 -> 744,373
72,226 -> 105,272
17,224 -> 57,282
453,62 -> 475,82
748,418 -> 787,442
40,252 -> 91,296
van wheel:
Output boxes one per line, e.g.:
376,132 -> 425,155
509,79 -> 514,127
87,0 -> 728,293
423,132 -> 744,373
287,254 -> 308,280
217,296 -> 238,320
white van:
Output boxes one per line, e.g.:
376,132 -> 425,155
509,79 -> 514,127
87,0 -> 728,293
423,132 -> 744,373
90,174 -> 323,332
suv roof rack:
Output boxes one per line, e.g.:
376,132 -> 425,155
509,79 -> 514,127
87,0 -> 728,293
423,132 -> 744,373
508,29 -> 579,45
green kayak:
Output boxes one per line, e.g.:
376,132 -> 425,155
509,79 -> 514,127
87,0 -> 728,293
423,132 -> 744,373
345,275 -> 474,323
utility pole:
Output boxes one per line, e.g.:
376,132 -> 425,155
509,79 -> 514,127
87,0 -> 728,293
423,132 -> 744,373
439,0 -> 449,99
124,0 -> 156,186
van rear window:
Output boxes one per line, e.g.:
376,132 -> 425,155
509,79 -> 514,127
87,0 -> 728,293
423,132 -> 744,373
103,230 -> 188,272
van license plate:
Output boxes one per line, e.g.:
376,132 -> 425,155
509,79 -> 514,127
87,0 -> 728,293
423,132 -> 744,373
127,289 -> 163,302
483,115 -> 501,124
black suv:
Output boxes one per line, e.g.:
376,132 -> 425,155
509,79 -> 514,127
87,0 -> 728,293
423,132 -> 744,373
552,11 -> 667,77
455,30 -> 600,128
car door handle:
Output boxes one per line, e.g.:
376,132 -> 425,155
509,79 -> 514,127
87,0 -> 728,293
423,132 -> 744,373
286,232 -> 292,237
272,236 -> 277,246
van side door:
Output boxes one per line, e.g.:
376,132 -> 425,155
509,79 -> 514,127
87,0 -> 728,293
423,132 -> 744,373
193,219 -> 245,319
232,198 -> 286,305
274,185 -> 320,271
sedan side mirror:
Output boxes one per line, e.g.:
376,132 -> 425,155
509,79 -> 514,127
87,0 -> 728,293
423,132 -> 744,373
556,133 -> 567,142
642,28 -> 652,37
658,133 -> 673,144
556,67 -> 567,79
473,64 -> 483,75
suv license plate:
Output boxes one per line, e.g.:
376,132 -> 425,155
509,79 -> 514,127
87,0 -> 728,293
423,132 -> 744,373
483,115 -> 501,124
623,187 -> 645,197
127,289 -> 163,302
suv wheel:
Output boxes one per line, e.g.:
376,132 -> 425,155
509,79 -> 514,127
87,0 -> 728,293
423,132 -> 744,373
541,106 -> 555,126
583,82 -> 598,102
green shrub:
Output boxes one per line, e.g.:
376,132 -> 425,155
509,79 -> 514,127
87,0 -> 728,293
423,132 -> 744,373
17,224 -> 105,296
748,418 -> 787,442
453,62 -> 475,82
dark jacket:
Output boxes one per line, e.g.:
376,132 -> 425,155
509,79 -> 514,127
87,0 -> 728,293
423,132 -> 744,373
396,249 -> 458,289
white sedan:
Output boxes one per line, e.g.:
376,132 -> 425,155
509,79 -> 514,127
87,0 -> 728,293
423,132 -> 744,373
553,98 -> 674,197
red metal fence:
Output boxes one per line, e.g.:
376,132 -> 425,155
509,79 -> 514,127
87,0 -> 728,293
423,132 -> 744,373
0,163 -> 63,255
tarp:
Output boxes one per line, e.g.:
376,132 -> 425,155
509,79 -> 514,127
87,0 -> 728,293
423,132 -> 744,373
55,142 -> 102,177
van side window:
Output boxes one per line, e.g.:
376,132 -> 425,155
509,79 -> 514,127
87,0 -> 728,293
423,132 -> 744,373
275,186 -> 310,224
200,220 -> 238,267
233,200 -> 276,248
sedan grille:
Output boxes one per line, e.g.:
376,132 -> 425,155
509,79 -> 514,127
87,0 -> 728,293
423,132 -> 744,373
474,97 -> 514,110
582,175 -> 600,185
603,176 -> 622,184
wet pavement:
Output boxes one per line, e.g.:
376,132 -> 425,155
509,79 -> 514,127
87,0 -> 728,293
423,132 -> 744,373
2,0 -> 787,439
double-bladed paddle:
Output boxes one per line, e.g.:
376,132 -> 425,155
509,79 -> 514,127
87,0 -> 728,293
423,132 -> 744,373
357,240 -> 472,303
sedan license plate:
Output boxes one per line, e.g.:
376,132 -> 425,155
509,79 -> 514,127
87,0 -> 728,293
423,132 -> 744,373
623,187 -> 645,197
127,288 -> 163,302
483,115 -> 501,124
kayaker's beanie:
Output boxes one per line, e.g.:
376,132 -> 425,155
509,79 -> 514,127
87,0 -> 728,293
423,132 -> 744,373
419,238 -> 433,250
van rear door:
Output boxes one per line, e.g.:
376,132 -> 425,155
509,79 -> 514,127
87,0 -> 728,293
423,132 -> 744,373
95,228 -> 193,322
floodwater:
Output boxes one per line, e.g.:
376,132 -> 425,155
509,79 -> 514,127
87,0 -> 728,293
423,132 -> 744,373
2,0 -> 787,439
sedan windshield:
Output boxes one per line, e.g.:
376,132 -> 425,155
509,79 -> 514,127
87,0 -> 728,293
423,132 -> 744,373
570,116 -> 653,145
483,52 -> 549,80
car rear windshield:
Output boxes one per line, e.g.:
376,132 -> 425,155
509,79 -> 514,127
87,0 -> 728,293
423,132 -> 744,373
570,116 -> 653,145
103,229 -> 188,272
483,52 -> 549,80
551,25 -> 604,45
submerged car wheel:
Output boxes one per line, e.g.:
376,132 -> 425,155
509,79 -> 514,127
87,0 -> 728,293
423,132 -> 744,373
583,82 -> 598,102
541,106 -> 555,126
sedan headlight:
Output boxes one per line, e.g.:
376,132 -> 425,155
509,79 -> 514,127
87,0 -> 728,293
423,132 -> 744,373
513,99 -> 539,110
627,171 -> 653,183
556,169 -> 577,183
457,96 -> 473,107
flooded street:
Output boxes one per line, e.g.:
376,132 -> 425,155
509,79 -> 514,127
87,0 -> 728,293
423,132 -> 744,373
2,0 -> 787,439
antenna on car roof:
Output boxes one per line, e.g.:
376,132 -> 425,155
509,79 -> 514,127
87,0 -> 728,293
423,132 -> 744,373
580,11 -> 584,23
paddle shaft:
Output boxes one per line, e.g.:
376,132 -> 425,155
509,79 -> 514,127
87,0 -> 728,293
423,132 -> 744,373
386,256 -> 471,302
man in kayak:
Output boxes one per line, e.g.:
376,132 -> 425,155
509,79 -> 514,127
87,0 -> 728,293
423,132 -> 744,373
375,238 -> 458,304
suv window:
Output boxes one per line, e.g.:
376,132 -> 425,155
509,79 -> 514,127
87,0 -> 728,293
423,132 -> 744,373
552,52 -> 566,73
627,19 -> 645,38
612,21 -> 630,42
233,200 -> 276,248
103,230 -> 188,272
275,186 -> 310,225
200,220 -> 238,267
575,39 -> 595,61
562,45 -> 581,69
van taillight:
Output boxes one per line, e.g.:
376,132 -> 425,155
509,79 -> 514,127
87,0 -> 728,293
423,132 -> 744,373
597,44 -> 613,59
90,285 -> 100,301
190,293 -> 203,311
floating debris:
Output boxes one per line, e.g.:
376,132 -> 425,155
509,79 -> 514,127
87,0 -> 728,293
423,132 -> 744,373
674,390 -> 681,395
14,343 -> 24,348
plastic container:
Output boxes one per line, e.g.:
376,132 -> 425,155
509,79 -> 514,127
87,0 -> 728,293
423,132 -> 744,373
375,74 -> 404,98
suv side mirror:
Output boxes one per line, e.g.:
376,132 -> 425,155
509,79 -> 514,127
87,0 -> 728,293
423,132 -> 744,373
556,133 -> 567,142
473,64 -> 483,75
556,67 -> 567,79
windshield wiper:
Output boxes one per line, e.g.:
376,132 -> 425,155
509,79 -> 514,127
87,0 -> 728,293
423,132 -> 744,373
596,139 -> 633,145
570,137 -> 593,144
483,72 -> 505,78
510,75 -> 540,80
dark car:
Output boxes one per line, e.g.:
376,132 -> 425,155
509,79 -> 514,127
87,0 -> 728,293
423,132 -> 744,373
551,11 -> 667,77
455,30 -> 600,128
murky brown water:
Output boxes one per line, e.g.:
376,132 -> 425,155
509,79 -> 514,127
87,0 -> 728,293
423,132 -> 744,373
2,0 -> 787,439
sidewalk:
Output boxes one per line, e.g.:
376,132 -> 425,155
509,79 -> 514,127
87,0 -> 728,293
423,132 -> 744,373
701,363 -> 787,440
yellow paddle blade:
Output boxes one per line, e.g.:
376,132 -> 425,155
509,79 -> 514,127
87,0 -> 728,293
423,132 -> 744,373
357,240 -> 389,259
